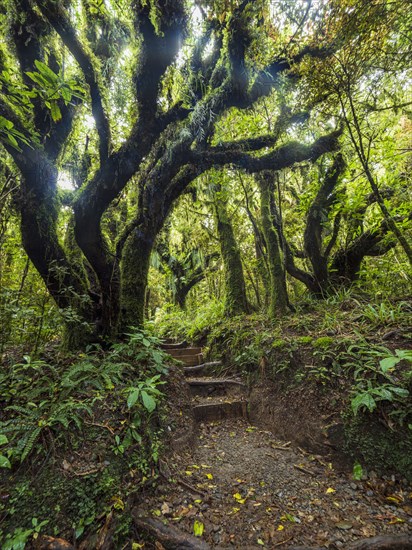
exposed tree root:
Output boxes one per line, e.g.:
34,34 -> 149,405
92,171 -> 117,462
133,508 -> 211,550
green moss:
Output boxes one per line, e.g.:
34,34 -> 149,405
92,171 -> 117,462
272,338 -> 287,349
312,336 -> 334,349
297,336 -> 313,345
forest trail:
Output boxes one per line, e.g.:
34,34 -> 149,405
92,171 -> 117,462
134,345 -> 412,550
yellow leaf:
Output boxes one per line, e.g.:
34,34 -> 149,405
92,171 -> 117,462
152,509 -> 161,517
388,517 -> 405,524
185,471 -> 193,476
277,525 -> 284,531
386,496 -> 402,504
201,464 -> 210,469
194,499 -> 202,504
205,473 -> 213,480
111,496 -> 125,510
193,520 -> 204,537
326,487 -> 336,494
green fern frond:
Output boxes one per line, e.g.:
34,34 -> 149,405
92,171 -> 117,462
20,427 -> 41,462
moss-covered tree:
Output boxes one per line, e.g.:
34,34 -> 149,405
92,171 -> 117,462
1,0 -> 407,346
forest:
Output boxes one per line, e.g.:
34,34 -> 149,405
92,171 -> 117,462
0,0 -> 411,548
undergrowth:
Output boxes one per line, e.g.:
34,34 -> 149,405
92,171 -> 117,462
0,328 -> 170,548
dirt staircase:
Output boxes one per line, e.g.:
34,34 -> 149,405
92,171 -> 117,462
161,342 -> 248,424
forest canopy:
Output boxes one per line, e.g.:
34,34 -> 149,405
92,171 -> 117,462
0,0 -> 411,351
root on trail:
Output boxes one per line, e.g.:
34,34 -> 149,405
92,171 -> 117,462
133,509 -> 211,550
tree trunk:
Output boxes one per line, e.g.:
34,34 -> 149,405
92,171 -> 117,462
121,224 -> 155,331
213,188 -> 249,316
19,154 -> 94,348
258,174 -> 289,317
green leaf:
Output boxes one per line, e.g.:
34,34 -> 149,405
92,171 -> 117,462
127,388 -> 140,408
0,115 -> 14,129
390,387 -> 409,398
34,60 -> 58,83
61,86 -> 72,103
0,434 -> 9,445
352,461 -> 363,480
395,349 -> 412,362
373,387 -> 393,401
351,392 -> 376,415
141,390 -> 156,412
0,454 -> 11,468
5,134 -> 18,147
50,101 -> 62,122
26,71 -> 49,87
380,357 -> 399,372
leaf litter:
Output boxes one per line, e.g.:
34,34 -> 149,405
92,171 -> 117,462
140,419 -> 412,548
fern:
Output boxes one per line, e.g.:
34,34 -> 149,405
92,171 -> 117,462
20,427 -> 41,462
1,327 -> 168,464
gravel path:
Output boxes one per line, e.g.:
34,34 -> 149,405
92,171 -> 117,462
140,419 -> 412,548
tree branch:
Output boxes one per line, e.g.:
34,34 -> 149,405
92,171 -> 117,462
36,0 -> 111,162
192,127 -> 343,174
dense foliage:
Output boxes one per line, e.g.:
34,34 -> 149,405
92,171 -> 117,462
0,0 -> 409,349
0,0 -> 411,547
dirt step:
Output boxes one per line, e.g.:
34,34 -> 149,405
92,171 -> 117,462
193,399 -> 248,422
160,340 -> 188,350
165,347 -> 203,357
187,378 -> 247,398
183,361 -> 222,377
174,354 -> 204,367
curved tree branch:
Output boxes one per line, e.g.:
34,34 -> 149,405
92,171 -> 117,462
36,0 -> 111,162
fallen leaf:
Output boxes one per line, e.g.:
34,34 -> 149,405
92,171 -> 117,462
205,473 -> 213,480
193,520 -> 204,537
277,525 -> 284,531
386,495 -> 403,504
388,517 -> 405,524
335,521 -> 353,530
326,487 -> 336,494
233,493 -> 246,504
185,471 -> 193,476
161,502 -> 170,515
